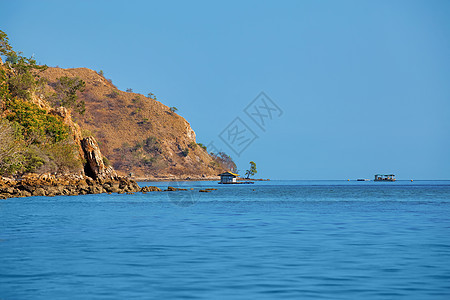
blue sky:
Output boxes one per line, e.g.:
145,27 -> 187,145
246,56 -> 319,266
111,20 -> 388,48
1,0 -> 449,179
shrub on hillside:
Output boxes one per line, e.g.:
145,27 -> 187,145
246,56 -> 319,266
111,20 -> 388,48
5,53 -> 18,64
211,152 -> 237,172
107,90 -> 119,98
181,147 -> 189,157
49,76 -> 86,115
0,120 -> 24,176
112,138 -> 165,173
7,69 -> 47,100
143,136 -> 161,154
132,96 -> 141,104
38,140 -> 82,174
197,143 -> 207,151
4,97 -> 70,143
0,120 -> 81,176
102,156 -> 111,167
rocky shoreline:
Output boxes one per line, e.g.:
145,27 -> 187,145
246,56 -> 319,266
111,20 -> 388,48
0,174 -> 229,199
0,134 -> 261,199
131,176 -> 269,182
0,174 -> 146,199
132,175 -> 220,182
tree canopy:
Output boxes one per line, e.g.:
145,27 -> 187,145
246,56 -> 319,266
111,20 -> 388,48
245,161 -> 257,179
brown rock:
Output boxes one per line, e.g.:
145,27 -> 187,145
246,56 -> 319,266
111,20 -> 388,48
33,188 -> 46,196
81,136 -> 118,180
141,186 -> 162,192
21,190 -> 32,197
165,186 -> 188,191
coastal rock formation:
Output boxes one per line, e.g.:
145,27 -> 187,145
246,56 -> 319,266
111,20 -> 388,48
141,186 -> 162,192
81,136 -> 118,180
0,174 -> 142,199
165,186 -> 188,191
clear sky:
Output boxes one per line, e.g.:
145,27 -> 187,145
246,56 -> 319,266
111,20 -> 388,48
1,0 -> 449,180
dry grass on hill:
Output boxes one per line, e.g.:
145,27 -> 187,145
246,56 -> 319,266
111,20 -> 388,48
40,67 -> 226,179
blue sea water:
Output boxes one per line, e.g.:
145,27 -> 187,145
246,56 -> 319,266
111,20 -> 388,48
1,180 -> 450,299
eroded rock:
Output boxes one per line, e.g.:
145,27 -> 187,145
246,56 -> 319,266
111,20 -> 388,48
141,186 -> 162,192
81,136 -> 117,180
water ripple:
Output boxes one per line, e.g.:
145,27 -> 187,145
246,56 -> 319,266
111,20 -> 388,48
1,181 -> 450,299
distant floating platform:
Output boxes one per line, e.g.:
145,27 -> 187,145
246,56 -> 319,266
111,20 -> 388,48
374,174 -> 396,181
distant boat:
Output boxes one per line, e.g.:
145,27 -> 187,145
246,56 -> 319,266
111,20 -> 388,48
357,179 -> 370,181
374,174 -> 396,182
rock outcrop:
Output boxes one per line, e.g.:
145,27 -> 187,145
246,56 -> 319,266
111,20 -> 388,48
50,106 -> 84,158
0,129 -> 151,199
141,186 -> 162,192
81,136 -> 118,180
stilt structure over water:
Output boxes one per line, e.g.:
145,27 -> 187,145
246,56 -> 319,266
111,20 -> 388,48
218,172 -> 254,184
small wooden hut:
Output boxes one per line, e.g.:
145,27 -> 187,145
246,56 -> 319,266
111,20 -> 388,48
218,172 -> 239,184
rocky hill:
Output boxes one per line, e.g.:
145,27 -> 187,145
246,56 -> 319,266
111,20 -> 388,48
39,67 -> 232,180
1,29 -> 234,181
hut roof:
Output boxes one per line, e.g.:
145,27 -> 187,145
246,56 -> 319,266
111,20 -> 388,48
218,171 -> 239,177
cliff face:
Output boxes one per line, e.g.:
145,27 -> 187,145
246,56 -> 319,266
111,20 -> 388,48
81,136 -> 118,180
39,67 -> 226,179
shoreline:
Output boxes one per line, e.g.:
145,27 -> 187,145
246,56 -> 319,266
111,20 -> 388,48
1,173 -> 271,199
0,174 -> 160,200
132,176 -> 270,182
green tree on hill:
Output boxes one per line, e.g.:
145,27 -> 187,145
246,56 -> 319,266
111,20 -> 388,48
245,161 -> 257,179
147,92 -> 157,100
5,53 -> 18,64
0,30 -> 14,57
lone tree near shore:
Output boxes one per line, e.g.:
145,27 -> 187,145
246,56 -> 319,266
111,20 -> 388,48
245,161 -> 257,179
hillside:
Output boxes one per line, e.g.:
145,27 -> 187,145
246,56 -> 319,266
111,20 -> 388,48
39,67 -> 233,179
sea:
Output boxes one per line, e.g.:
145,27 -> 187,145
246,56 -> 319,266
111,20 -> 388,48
1,180 -> 450,299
